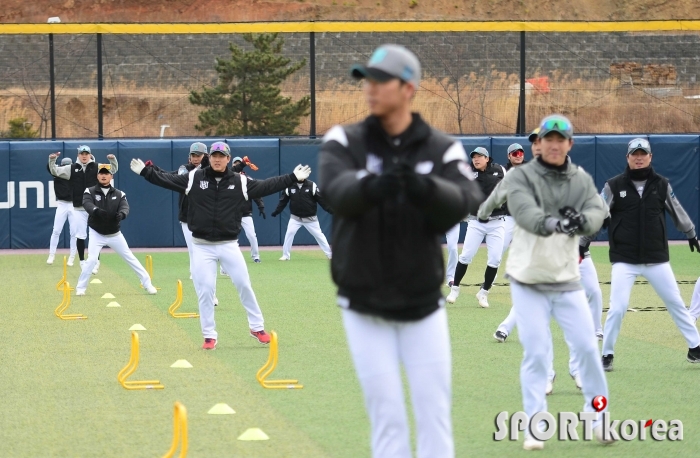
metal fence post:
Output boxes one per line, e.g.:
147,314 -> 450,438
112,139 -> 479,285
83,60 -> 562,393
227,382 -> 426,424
309,31 -> 316,137
49,33 -> 56,140
517,31 -> 526,135
97,33 -> 103,139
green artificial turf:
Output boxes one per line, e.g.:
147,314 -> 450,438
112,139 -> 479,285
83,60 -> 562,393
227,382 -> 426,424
1,245 -> 700,457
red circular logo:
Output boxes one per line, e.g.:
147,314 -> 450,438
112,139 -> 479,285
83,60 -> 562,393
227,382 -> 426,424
592,395 -> 607,412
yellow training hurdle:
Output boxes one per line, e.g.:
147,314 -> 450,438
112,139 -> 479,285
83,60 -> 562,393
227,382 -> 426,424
168,280 -> 199,318
256,331 -> 303,390
54,282 -> 86,320
55,255 -> 74,291
117,331 -> 164,390
162,402 -> 188,458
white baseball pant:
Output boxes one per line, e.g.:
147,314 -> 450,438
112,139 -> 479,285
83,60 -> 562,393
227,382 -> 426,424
181,222 -> 194,274
191,240 -> 264,340
458,219 -> 505,268
282,217 -> 332,259
71,207 -> 88,239
497,307 -> 556,381
240,216 -> 260,260
501,215 -> 516,258
342,307 -> 453,458
49,200 -> 77,257
76,228 -> 153,292
580,256 -> 603,337
445,223 -> 461,284
603,262 -> 700,355
689,278 -> 700,321
511,282 -> 609,432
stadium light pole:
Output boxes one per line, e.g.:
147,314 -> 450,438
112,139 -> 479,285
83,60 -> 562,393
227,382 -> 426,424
48,17 -> 60,140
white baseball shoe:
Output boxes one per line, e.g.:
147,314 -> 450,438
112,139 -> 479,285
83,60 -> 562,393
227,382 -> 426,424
92,260 -> 100,275
523,438 -> 544,450
213,296 -> 219,306
446,285 -> 460,304
476,288 -> 490,308
80,260 -> 86,271
570,372 -> 582,390
46,254 -> 55,265
220,265 -> 229,276
75,289 -> 86,296
596,332 -> 604,341
278,256 -> 290,261
67,255 -> 75,267
146,285 -> 157,295
546,373 -> 555,396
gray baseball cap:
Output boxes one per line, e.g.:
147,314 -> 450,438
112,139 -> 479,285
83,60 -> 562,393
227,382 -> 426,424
350,44 -> 421,88
232,156 -> 243,163
508,143 -> 525,155
189,142 -> 208,155
627,138 -> 651,155
61,157 -> 73,166
470,147 -> 490,158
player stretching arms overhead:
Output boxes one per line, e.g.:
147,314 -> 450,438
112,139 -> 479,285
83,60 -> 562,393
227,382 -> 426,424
131,142 -> 311,349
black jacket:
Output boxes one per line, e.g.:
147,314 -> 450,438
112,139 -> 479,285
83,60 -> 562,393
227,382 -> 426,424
318,114 -> 484,321
607,167 -> 670,264
70,162 -> 99,208
140,166 -> 297,242
272,180 -> 332,218
150,156 -> 245,223
240,174 -> 265,217
82,184 -> 129,235
473,161 -> 507,217
47,164 -> 72,202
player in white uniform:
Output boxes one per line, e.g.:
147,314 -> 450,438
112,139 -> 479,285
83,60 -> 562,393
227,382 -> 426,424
503,115 -> 611,450
46,157 -> 77,265
132,142 -> 312,349
446,147 -> 506,308
231,156 -> 264,263
75,164 -> 157,295
600,138 -> 700,370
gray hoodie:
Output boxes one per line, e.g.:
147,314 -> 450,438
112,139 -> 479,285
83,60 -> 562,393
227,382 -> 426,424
503,158 -> 606,288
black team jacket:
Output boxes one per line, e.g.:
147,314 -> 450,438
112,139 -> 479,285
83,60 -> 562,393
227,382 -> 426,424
318,114 -> 484,321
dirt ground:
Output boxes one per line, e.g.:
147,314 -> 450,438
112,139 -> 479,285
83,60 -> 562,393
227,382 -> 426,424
3,0 -> 700,23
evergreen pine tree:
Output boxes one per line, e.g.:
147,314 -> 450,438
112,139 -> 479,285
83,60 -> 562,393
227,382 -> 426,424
190,33 -> 310,136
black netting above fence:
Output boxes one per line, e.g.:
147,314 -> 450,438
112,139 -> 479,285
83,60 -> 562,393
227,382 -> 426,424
1,30 -> 699,139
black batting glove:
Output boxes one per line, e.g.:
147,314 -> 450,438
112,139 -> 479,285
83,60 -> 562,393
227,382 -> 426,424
115,212 -> 126,222
271,212 -> 279,218
689,237 -> 700,253
579,244 -> 589,258
259,210 -> 266,219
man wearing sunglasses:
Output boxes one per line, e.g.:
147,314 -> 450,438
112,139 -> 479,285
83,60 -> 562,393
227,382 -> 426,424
132,141 -> 312,349
600,138 -> 700,371
502,114 -> 611,449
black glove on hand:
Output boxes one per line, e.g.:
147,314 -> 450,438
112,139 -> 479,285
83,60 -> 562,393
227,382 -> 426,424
362,172 -> 402,203
259,210 -> 266,219
271,211 -> 279,218
554,219 -> 580,237
689,237 -> 700,253
478,218 -> 490,224
115,212 -> 126,222
401,165 -> 434,205
579,244 -> 589,258
559,206 -> 586,228
602,216 -> 611,230
93,208 -> 108,219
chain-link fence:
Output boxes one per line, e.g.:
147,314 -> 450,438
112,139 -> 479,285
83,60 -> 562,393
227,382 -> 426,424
1,27 -> 699,138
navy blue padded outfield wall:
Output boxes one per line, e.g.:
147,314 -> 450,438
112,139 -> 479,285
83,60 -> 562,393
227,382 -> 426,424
0,135 -> 698,249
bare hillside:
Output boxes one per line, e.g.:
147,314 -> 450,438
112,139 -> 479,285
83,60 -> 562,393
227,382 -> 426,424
3,0 -> 700,23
